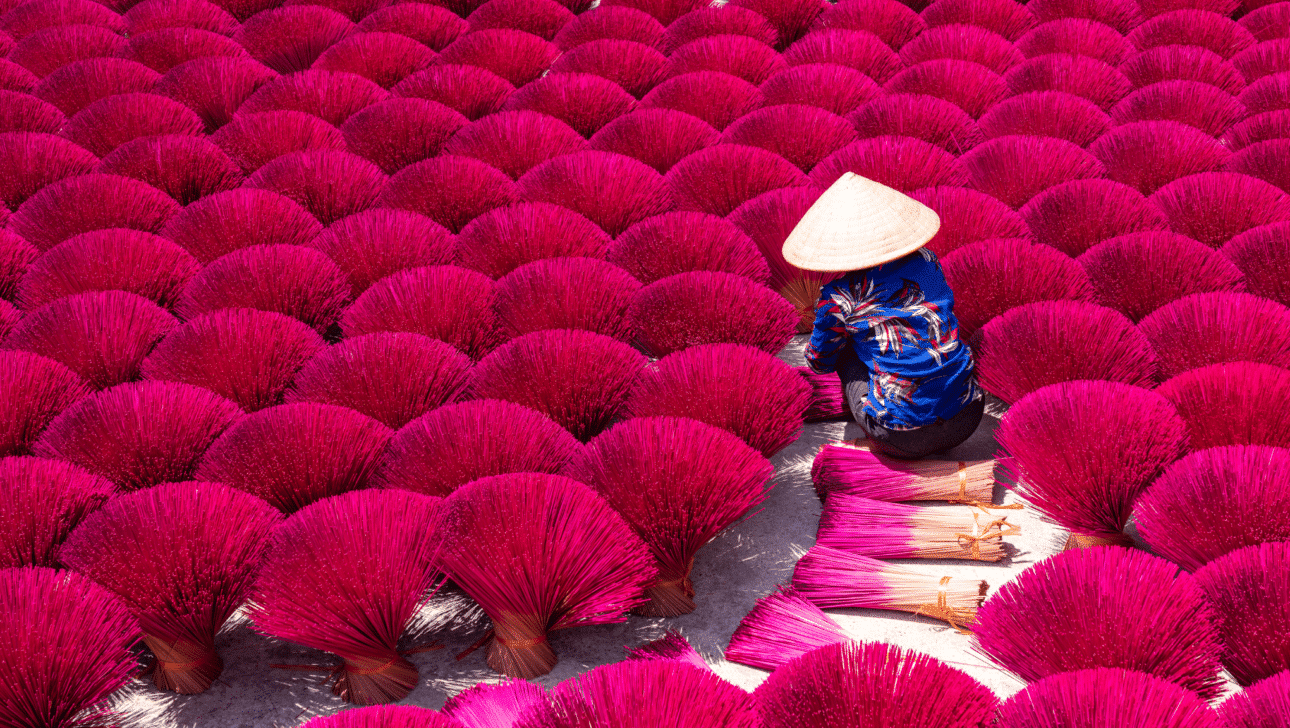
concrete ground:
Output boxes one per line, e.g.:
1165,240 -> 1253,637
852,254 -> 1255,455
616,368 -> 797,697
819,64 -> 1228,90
115,335 -> 1067,727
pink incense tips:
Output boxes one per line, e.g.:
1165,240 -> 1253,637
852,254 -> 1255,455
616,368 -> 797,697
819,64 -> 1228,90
624,631 -> 709,671
725,586 -> 848,671
996,668 -> 1224,728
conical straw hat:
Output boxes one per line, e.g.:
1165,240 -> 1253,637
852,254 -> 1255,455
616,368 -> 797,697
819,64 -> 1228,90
782,173 -> 941,272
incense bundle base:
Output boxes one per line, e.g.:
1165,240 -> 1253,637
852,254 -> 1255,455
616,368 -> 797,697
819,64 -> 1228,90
144,635 -> 224,695
486,618 -> 558,680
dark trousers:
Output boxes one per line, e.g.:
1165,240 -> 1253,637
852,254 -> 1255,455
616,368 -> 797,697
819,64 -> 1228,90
836,346 -> 985,460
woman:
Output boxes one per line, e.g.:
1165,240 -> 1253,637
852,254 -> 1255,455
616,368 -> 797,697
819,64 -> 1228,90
784,173 -> 983,459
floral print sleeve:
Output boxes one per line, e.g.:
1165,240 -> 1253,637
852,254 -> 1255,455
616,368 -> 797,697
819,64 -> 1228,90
803,278 -> 851,375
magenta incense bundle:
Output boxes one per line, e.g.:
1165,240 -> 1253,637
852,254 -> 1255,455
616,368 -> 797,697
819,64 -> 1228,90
547,39 -> 667,99
996,668 -> 1223,728
625,631 -> 708,670
1016,19 -> 1134,66
470,329 -> 644,442
761,64 -> 879,116
341,99 -> 469,174
0,567 -> 140,728
883,59 -> 1009,120
443,679 -> 548,728
237,70 -> 390,129
1004,53 -> 1132,112
1121,45 -> 1246,97
812,442 -> 998,504
125,0 -> 239,36
668,143 -> 809,216
1136,446 -> 1290,572
1220,670 -> 1290,728
17,230 -> 199,313
1128,9 -> 1255,59
1194,541 -> 1290,685
638,71 -> 763,131
97,134 -> 243,206
232,5 -> 355,74
798,366 -> 848,422
442,111 -> 586,181
722,104 -> 855,174
1078,232 -> 1246,323
1157,362 -> 1290,451
630,271 -> 796,357
725,586 -> 848,671
380,155 -> 517,234
174,244 -> 350,333
0,133 -> 97,212
627,343 -> 811,458
125,27 -> 247,75
1027,0 -> 1143,33
372,399 -> 581,497
244,149 -> 386,226
501,72 -> 635,138
160,188 -> 322,265
588,108 -> 719,175
899,24 -> 1022,75
661,6 -> 776,52
0,350 -> 90,457
10,25 -> 125,77
35,58 -> 160,117
997,381 -> 1187,548
436,473 -> 655,678
974,547 -> 1225,699
518,150 -> 673,237
754,641 -> 997,728
555,6 -> 664,51
518,660 -> 757,728
0,456 -> 111,568
1020,178 -> 1170,257
60,481 -> 282,693
3,290 -> 175,389
958,135 -> 1105,210
62,92 -> 203,157
393,64 -> 516,122
1111,80 -> 1247,138
811,135 -> 969,192
609,211 -> 769,286
34,381 -> 241,491
978,91 -> 1111,147
1150,172 -> 1290,250
1223,222 -> 1290,306
436,29 -> 559,87
141,308 -> 325,412
154,57 -> 279,132
974,300 -> 1158,405
250,489 -> 442,705
941,237 -> 1095,337
727,186 -> 832,332
286,333 -> 473,429
196,402 -> 390,512
563,416 -> 773,615
494,257 -> 639,342
313,33 -> 437,90
301,705 -> 465,728
1138,292 -> 1290,379
818,494 -> 1018,561
308,209 -> 453,296
792,546 -> 988,627
456,202 -> 609,279
910,185 -> 1032,256
849,94 -> 984,156
339,265 -> 501,359
10,173 -> 178,253
0,91 -> 65,136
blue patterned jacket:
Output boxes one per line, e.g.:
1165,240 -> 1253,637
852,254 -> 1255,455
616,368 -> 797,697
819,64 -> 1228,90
804,249 -> 980,430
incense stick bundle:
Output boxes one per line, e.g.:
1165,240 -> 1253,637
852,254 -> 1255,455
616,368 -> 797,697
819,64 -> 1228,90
817,495 -> 1018,561
725,586 -> 849,671
811,441 -> 997,503
791,546 -> 987,628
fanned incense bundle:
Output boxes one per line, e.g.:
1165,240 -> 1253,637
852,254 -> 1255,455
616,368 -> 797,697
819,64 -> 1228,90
625,631 -> 708,670
547,39 -> 667,99
1079,232 -> 1246,323
1193,542 -> 1290,685
157,57 -> 277,132
250,489 -> 443,704
10,25 -> 124,78
436,29 -> 559,87
798,366 -> 848,422
442,110 -> 586,180
33,381 -> 242,491
754,641 -> 998,728
1027,0 -> 1144,34
638,71 -> 763,131
372,399 -> 582,497
60,482 -> 282,694
237,70 -> 390,128
811,135 -> 969,191
609,212 -> 769,286
1150,172 -> 1290,249
1223,222 -> 1290,306
0,350 -> 90,457
455,203 -> 610,279
308,209 -> 453,296
1004,53 -> 1132,112
518,660 -> 757,728
1016,19 -> 1134,66
0,133 -> 97,212
1138,292 -> 1290,379
1220,670 -> 1290,728
1019,178 -> 1169,257
662,6 -> 776,52
312,32 -> 437,89
494,257 -> 639,341
518,150 -> 673,237
96,133 -> 243,206
728,186 -> 832,332
393,64 -> 515,121
196,402 -> 390,512
35,58 -> 160,117
792,546 -> 987,627
10,173 -> 179,253
1121,45 -> 1246,96
0,567 -> 140,728
1111,81 -> 1247,138
555,6 -> 665,51
849,94 -> 984,156
563,416 -> 773,616
1157,362 -> 1290,451
998,381 -> 1187,548
818,494 -> 1017,561
629,271 -> 797,357
500,72 -> 635,138
973,547 -> 1226,699
0,456 -> 112,568
977,91 -> 1111,147
232,5 -> 355,74
18,230 -> 199,313
588,108 -> 719,174
898,24 -> 1022,75
380,155 -> 517,234
760,64 -> 880,116
124,27 -> 247,75
342,98 -> 469,174
443,680 -> 548,728
996,668 -> 1224,728
725,586 -> 848,671
161,187 -> 320,263
958,135 -> 1106,210
883,59 -> 1010,119
436,473 -> 655,678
